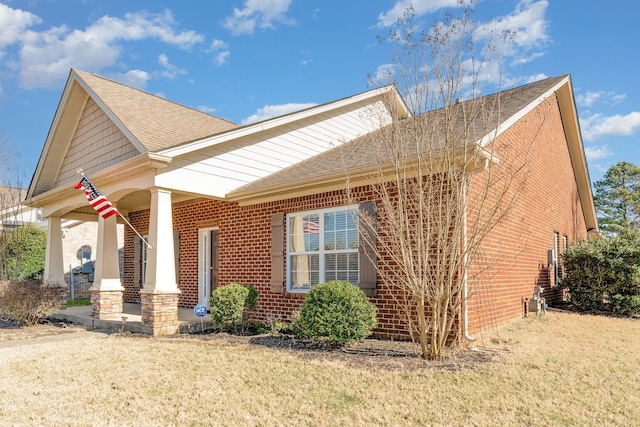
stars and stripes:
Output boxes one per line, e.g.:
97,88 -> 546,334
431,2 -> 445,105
75,175 -> 119,219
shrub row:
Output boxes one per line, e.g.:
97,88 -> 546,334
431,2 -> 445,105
210,280 -> 377,345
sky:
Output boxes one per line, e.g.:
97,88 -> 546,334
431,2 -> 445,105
0,0 -> 638,186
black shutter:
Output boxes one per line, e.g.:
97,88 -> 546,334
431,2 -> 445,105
270,213 -> 285,293
133,235 -> 141,287
173,230 -> 180,285
358,201 -> 377,297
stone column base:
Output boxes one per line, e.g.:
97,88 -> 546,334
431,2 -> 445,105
90,289 -> 124,320
140,290 -> 181,336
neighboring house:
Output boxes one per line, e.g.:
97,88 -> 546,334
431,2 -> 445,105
25,69 -> 597,336
0,186 -> 42,230
1,186 -> 123,292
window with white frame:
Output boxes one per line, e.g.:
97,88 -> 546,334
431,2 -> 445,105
286,206 -> 359,292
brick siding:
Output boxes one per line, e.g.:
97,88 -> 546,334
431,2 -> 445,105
122,93 -> 588,338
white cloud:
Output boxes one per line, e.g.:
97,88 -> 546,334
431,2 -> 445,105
576,91 -> 603,107
611,94 -> 627,105
223,0 -> 295,36
214,51 -> 231,66
580,112 -> 640,141
209,39 -> 229,51
378,0 -> 461,27
369,64 -> 396,86
577,91 -> 627,108
17,10 -> 203,89
157,53 -> 187,79
208,39 -> 230,66
107,69 -> 150,89
242,102 -> 318,125
299,49 -> 312,66
0,3 -> 41,52
197,105 -> 217,114
474,0 -> 550,63
584,145 -> 613,161
524,73 -> 548,84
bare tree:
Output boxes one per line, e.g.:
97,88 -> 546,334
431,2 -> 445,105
347,3 -> 532,359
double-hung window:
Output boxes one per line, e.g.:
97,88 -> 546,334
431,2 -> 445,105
286,206 -> 359,292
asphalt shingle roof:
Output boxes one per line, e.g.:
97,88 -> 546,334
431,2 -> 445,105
74,70 -> 238,152
230,75 -> 567,195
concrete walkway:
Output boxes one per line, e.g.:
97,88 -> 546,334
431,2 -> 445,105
51,303 -> 214,335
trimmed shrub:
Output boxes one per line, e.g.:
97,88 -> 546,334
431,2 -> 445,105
296,280 -> 377,345
0,280 -> 63,325
210,283 -> 257,332
562,233 -> 640,315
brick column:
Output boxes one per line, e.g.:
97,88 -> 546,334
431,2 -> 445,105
91,290 -> 124,319
140,291 -> 180,336
140,187 -> 180,335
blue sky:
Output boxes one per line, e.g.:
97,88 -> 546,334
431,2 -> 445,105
0,0 -> 638,185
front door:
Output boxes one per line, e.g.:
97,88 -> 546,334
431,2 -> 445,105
198,228 -> 219,307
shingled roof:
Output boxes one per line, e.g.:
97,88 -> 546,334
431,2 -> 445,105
228,75 -> 569,198
74,70 -> 238,152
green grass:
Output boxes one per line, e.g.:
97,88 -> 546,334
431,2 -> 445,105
66,298 -> 91,307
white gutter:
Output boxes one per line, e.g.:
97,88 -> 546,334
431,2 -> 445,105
461,177 -> 475,342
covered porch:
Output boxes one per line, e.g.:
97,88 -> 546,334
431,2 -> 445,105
51,303 -> 214,335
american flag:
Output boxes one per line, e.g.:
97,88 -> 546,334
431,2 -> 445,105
303,218 -> 319,234
75,175 -> 119,219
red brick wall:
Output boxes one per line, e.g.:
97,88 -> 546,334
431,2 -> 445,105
465,94 -> 587,334
123,189 -> 411,338
122,93 -> 589,339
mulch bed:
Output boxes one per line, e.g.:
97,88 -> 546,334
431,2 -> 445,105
1,316 -> 502,371
172,331 -> 502,372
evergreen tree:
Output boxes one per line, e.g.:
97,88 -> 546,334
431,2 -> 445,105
594,161 -> 640,235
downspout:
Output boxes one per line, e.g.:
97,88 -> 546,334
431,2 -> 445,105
461,156 -> 491,342
461,177 -> 475,342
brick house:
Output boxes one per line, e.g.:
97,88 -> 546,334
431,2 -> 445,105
25,69 -> 597,336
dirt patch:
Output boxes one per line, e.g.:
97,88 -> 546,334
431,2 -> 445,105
0,316 -> 84,343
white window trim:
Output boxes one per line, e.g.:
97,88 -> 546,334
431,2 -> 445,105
286,205 -> 359,293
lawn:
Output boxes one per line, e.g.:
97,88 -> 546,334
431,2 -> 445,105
0,311 -> 638,426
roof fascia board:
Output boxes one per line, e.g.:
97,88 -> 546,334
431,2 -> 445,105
26,72 -> 87,200
25,152 -> 171,209
228,144 -> 497,206
72,70 -> 147,154
478,76 -> 571,147
555,77 -> 599,233
158,85 -> 410,158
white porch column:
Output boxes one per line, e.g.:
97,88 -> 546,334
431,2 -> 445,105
90,214 -> 124,319
140,187 -> 180,335
44,216 -> 65,286
143,187 -> 177,292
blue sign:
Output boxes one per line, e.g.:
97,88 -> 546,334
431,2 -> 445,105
194,303 -> 207,317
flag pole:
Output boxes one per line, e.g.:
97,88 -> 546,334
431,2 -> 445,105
76,168 -> 152,249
